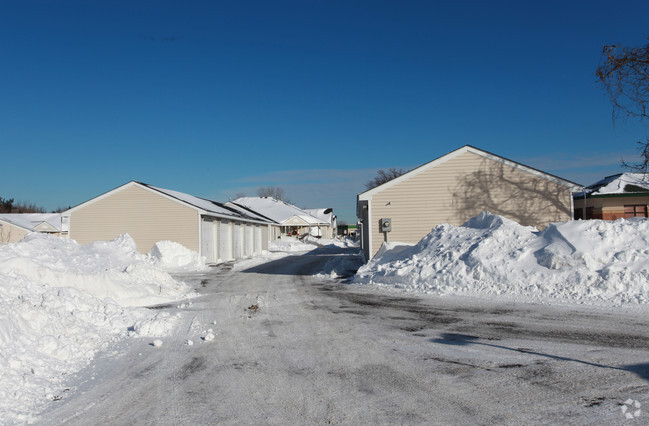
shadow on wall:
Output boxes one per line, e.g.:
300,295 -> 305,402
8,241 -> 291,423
451,159 -> 571,228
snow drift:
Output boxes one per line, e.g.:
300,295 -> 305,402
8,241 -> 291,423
148,240 -> 210,272
0,233 -> 197,423
269,236 -> 318,252
354,212 -> 649,305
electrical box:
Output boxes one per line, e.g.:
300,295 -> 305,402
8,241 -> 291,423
380,218 -> 392,232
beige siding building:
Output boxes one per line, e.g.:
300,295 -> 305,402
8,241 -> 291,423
357,146 -> 581,260
64,181 -> 272,263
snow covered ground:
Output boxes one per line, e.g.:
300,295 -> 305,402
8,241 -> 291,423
38,246 -> 649,424
236,236 -> 360,273
0,234 -> 198,423
354,212 -> 649,306
4,220 -> 649,423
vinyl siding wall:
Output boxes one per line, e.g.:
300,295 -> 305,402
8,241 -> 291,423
69,185 -> 199,253
368,151 -> 573,258
0,221 -> 29,244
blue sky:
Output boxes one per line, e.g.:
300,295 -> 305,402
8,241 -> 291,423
2,1 -> 648,223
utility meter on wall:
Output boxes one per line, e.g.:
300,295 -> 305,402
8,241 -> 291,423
380,218 -> 392,232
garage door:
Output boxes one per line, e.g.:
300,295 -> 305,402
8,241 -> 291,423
200,218 -> 218,264
220,220 -> 232,261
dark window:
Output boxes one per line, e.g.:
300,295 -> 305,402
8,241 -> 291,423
624,205 -> 647,218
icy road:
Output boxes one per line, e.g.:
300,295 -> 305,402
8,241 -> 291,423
43,245 -> 649,424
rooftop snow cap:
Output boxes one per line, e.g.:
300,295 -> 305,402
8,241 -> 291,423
582,173 -> 649,195
0,213 -> 63,231
230,197 -> 328,225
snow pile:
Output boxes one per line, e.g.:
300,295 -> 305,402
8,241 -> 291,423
314,251 -> 365,280
149,240 -> 210,272
0,233 -> 193,307
302,235 -> 359,248
269,236 -> 318,252
354,212 -> 649,305
0,234 -> 196,423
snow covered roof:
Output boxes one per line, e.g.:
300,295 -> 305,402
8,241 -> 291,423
580,173 -> 649,196
231,197 -> 329,225
0,213 -> 63,232
223,201 -> 275,222
139,183 -> 276,223
304,208 -> 335,225
142,183 -> 242,217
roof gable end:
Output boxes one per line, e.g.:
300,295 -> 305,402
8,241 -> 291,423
63,181 -> 200,215
358,145 -> 581,200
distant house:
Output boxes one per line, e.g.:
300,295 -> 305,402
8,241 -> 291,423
303,208 -> 337,238
574,173 -> 649,220
229,197 -> 332,238
63,181 -> 273,263
357,145 -> 581,260
0,213 -> 65,244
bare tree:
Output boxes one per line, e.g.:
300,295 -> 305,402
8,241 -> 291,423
257,186 -> 290,203
0,196 -> 14,213
0,197 -> 46,213
596,38 -> 649,173
365,168 -> 406,190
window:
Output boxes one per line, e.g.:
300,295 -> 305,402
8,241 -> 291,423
624,205 -> 647,218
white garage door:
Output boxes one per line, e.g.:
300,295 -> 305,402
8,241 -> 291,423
201,218 -> 218,264
233,222 -> 244,259
245,225 -> 254,257
220,220 -> 232,261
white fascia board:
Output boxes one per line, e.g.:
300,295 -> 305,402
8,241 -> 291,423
33,221 -> 58,232
281,215 -> 309,226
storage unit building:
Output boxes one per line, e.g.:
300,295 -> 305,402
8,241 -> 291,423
357,145 -> 581,260
63,181 -> 272,263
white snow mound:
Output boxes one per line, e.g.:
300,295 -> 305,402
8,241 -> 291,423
0,233 -> 193,307
269,236 -> 318,252
0,233 -> 196,423
302,235 -> 359,248
354,212 -> 649,305
149,240 -> 210,272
